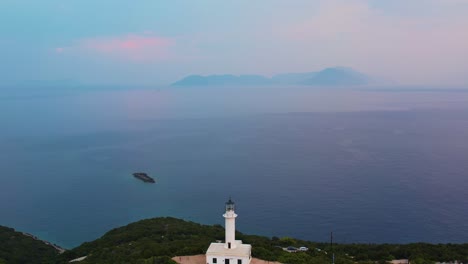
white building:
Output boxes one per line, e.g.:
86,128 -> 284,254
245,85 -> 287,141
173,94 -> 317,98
206,198 -> 252,264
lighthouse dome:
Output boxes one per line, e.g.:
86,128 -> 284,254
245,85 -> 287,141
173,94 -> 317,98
225,198 -> 235,211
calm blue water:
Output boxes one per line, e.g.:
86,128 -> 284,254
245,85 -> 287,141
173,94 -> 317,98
1,86 -> 468,248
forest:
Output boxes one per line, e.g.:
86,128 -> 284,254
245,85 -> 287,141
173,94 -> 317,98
2,218 -> 467,264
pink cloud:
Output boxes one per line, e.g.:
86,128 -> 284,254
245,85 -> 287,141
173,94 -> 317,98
76,34 -> 174,62
55,47 -> 64,53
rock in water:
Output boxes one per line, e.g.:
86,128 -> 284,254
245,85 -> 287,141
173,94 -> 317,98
132,173 -> 155,183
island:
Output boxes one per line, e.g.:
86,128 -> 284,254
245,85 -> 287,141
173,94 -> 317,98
171,67 -> 371,86
132,172 -> 155,183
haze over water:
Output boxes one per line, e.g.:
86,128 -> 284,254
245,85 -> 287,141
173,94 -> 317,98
1,86 -> 468,248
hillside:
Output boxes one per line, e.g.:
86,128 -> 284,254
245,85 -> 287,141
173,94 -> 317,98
58,217 -> 336,263
1,218 -> 468,263
0,225 -> 60,264
58,217 -> 467,264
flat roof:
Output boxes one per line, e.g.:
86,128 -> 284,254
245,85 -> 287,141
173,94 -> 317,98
206,241 -> 251,257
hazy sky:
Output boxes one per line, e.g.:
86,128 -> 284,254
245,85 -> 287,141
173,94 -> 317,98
1,0 -> 468,86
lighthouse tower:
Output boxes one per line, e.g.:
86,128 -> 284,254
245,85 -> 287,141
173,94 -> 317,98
224,198 -> 237,249
206,198 -> 252,264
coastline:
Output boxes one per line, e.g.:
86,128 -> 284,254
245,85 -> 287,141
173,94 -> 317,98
21,232 -> 66,253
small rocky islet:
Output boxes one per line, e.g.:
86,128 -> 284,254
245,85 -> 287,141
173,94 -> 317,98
132,172 -> 155,183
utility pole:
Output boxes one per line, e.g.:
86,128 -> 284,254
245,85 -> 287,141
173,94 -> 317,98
331,231 -> 335,264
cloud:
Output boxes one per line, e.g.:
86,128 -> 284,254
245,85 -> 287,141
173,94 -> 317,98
42,1 -> 468,85
62,33 -> 174,62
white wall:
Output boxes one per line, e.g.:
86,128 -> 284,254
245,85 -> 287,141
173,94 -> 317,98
206,254 -> 251,264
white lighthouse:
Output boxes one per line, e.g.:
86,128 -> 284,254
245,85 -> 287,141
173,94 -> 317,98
223,198 -> 237,249
206,198 -> 251,264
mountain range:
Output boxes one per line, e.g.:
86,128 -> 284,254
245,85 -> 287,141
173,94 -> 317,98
172,67 -> 371,86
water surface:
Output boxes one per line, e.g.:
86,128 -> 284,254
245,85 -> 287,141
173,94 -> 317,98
1,86 -> 468,248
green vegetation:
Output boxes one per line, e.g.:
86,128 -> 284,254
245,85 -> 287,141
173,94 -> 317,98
58,217 -> 215,264
59,217 -> 468,264
0,225 -> 59,264
2,218 -> 468,263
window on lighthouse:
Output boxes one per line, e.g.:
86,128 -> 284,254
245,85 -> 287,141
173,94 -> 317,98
212,258 -> 217,263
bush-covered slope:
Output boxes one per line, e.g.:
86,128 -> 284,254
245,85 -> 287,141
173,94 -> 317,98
58,217 -> 468,264
3,218 -> 468,263
59,217 -> 220,264
0,225 -> 59,264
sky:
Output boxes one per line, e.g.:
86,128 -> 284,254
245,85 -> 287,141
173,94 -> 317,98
1,0 -> 468,86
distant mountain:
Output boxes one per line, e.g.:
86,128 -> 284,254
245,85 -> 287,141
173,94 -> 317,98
301,67 -> 369,86
270,72 -> 317,84
172,74 -> 272,86
172,67 -> 370,86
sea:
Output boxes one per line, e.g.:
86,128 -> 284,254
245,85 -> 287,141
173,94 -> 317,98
1,85 -> 468,249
